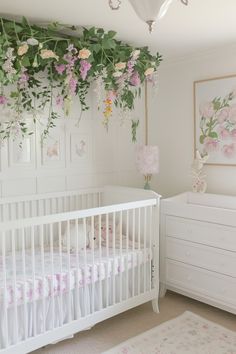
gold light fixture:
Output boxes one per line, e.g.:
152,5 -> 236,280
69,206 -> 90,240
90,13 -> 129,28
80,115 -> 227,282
109,0 -> 189,33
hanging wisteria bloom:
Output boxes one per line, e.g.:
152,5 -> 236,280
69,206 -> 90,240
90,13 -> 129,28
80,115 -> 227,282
0,17 -> 162,142
80,60 -> 92,80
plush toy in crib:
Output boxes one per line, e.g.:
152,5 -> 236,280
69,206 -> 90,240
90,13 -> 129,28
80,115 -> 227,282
61,222 -> 98,252
94,220 -> 120,247
94,220 -> 135,248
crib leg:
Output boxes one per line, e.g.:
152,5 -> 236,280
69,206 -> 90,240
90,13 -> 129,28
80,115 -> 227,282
152,298 -> 159,313
159,282 -> 167,298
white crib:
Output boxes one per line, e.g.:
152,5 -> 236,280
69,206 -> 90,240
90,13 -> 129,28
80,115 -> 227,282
0,185 -> 160,354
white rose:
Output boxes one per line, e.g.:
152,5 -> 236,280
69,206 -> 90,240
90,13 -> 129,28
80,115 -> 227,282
27,38 -> 39,46
132,49 -> 140,59
113,71 -> 123,78
144,67 -> 154,76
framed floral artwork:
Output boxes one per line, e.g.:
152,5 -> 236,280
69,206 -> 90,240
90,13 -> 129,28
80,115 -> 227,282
194,74 -> 236,165
70,133 -> 91,163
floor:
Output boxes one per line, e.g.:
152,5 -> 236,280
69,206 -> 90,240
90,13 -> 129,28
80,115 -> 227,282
34,291 -> 236,354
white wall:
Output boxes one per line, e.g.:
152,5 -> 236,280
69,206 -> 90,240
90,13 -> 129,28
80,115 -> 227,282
149,45 -> 236,197
0,89 -> 145,197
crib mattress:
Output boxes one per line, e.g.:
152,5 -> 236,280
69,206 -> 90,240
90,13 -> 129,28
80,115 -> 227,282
0,247 -> 151,307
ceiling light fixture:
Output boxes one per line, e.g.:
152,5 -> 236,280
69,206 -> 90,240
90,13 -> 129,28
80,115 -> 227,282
109,0 -> 189,33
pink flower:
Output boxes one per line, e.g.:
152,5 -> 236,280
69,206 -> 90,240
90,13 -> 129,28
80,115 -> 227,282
63,53 -> 77,66
80,60 -> 91,80
222,143 -> 236,158
0,95 -> 7,105
216,107 -> 230,124
18,68 -> 29,88
69,77 -> 78,95
55,64 -> 66,75
56,95 -> 63,107
107,90 -> 116,101
130,71 -> 141,86
203,137 -> 219,153
231,129 -> 236,140
229,104 -> 236,123
218,126 -> 230,140
199,102 -> 215,119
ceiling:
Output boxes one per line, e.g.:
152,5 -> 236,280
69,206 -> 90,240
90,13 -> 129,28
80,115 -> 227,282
1,0 -> 236,60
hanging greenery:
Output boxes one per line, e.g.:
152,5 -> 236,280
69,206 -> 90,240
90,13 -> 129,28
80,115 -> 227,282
0,17 -> 162,142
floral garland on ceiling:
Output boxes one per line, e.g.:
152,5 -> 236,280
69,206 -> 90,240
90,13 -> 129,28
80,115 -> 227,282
0,17 -> 162,142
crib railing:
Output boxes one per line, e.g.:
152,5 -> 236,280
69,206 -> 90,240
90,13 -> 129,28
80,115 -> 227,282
0,188 -> 102,222
0,197 -> 159,354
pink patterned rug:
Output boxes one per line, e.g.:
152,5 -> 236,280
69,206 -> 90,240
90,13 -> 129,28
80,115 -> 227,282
102,311 -> 236,354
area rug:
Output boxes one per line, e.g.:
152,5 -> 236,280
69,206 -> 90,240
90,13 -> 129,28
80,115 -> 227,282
102,311 -> 236,354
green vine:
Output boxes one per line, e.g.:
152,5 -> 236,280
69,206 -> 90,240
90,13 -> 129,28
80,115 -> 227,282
0,17 -> 162,142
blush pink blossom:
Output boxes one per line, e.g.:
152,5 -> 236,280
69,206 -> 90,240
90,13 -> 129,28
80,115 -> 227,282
107,90 -> 116,101
69,77 -> 78,95
216,107 -> 230,124
55,64 -> 66,75
199,102 -> 215,119
229,104 -> 236,123
130,71 -> 141,86
80,60 -> 91,80
231,129 -> 236,140
56,95 -> 63,107
222,143 -> 236,158
203,137 -> 219,153
0,95 -> 7,105
218,126 -> 230,140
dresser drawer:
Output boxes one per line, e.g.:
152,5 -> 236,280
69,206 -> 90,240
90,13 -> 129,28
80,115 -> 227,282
166,237 -> 236,278
166,216 -> 236,252
166,260 -> 236,307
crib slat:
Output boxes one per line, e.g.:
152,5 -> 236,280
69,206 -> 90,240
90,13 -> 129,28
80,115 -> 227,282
119,211 -> 123,303
132,209 -> 135,297
58,221 -> 63,327
12,229 -> 18,344
144,207 -> 147,293
50,223 -> 55,329
66,220 -> 71,323
83,218 -> 88,317
138,208 -> 141,296
126,210 -> 129,301
31,226 -> 37,337
22,228 -> 28,340
75,218 -> 80,320
2,231 -> 9,348
98,214 -> 102,310
112,212 -> 116,305
40,225 -> 46,333
105,213 -> 109,308
91,216 -> 95,314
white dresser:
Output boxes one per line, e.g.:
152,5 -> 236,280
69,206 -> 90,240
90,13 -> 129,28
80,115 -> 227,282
160,192 -> 236,314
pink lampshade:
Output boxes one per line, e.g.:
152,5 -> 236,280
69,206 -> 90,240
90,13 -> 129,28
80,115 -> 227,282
135,145 -> 159,175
